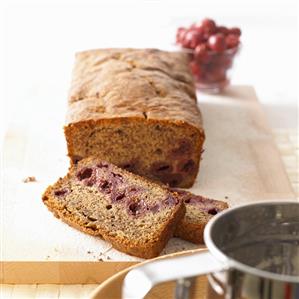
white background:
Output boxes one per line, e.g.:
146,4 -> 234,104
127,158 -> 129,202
0,0 -> 298,265
1,0 -> 298,141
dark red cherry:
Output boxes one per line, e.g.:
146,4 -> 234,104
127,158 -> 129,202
194,44 -> 210,63
217,26 -> 229,35
229,27 -> 241,36
205,66 -> 227,83
200,18 -> 217,34
77,167 -> 93,180
189,61 -> 202,77
225,34 -> 240,49
208,33 -> 226,53
176,27 -> 187,44
183,30 -> 203,49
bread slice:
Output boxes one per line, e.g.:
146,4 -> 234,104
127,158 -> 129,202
172,189 -> 228,244
42,157 -> 185,258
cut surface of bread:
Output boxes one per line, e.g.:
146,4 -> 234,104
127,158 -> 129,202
42,157 -> 185,258
64,48 -> 205,188
172,189 -> 228,244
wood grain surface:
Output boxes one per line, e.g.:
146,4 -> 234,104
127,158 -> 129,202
1,86 -> 296,285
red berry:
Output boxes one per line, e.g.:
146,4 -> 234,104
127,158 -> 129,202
208,33 -> 226,53
189,23 -> 196,29
183,30 -> 203,49
194,44 -> 210,63
181,31 -> 192,48
201,18 -> 217,34
229,27 -> 241,36
217,55 -> 233,68
193,22 -> 203,32
205,66 -> 227,83
226,34 -> 239,49
203,32 -> 211,41
217,26 -> 229,35
193,32 -> 204,48
189,60 -> 202,77
193,25 -> 205,39
176,27 -> 186,44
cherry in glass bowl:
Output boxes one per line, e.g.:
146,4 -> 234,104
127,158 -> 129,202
188,45 -> 240,93
176,19 -> 241,93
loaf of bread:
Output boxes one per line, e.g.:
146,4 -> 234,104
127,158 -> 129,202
42,157 -> 185,258
173,189 -> 228,244
64,48 -> 205,188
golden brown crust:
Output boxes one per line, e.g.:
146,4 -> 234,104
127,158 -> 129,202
67,48 -> 201,126
174,218 -> 206,244
42,159 -> 186,259
66,48 -> 202,133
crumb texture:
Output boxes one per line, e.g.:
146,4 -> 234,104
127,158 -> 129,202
42,157 -> 185,258
23,176 -> 36,183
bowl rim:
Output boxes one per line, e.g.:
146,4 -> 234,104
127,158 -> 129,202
204,199 -> 299,283
179,44 -> 241,55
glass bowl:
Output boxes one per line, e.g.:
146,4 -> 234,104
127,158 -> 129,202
184,45 -> 241,93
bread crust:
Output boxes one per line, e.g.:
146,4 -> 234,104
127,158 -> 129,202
174,217 -> 207,244
173,190 -> 228,244
66,48 -> 202,128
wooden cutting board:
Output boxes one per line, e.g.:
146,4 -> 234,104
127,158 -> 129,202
1,86 -> 295,284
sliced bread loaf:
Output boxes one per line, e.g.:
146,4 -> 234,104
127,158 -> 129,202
42,157 -> 185,258
173,189 -> 228,244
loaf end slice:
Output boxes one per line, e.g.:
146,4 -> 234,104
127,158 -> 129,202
42,157 -> 185,259
172,189 -> 228,244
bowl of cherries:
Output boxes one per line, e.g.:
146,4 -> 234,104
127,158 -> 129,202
176,18 -> 241,93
